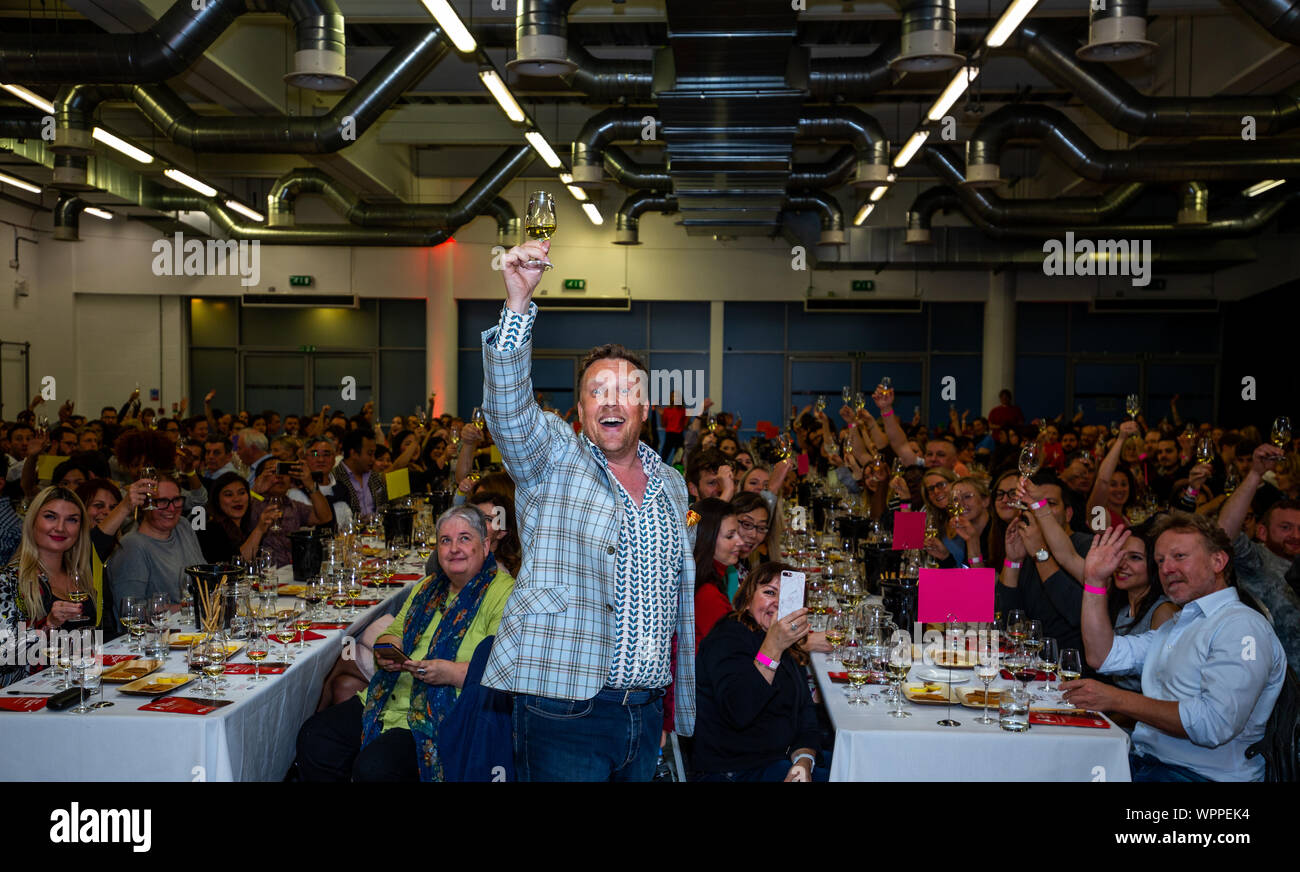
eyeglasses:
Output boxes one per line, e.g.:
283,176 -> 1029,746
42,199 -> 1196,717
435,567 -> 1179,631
924,482 -> 950,494
151,496 -> 185,510
308,450 -> 331,458
737,520 -> 770,535
994,489 -> 1017,501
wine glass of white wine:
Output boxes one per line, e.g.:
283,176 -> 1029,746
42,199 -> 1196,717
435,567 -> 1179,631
1008,441 -> 1042,510
1058,648 -> 1083,704
522,191 -> 556,271
140,466 -> 159,510
1195,435 -> 1216,466
1125,393 -> 1141,421
841,386 -> 852,407
1272,416 -> 1292,454
854,391 -> 867,412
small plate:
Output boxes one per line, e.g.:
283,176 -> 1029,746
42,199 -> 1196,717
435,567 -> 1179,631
903,683 -> 956,704
925,650 -> 978,669
278,584 -> 307,597
118,673 -> 195,696
102,659 -> 162,683
957,686 -> 1007,708
914,667 -> 970,684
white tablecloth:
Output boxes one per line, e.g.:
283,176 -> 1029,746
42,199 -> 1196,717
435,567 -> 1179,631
0,557 -> 424,782
811,652 -> 1133,782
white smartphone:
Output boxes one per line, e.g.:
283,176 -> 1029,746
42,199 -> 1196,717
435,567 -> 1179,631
777,570 -> 806,623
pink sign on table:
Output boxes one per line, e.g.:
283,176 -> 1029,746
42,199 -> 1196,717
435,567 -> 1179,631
891,511 -> 927,550
917,568 -> 995,623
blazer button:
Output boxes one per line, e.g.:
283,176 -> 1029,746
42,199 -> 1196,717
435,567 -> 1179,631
606,545 -> 616,555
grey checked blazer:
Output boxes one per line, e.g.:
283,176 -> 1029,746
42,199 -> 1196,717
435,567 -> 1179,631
478,324 -> 697,736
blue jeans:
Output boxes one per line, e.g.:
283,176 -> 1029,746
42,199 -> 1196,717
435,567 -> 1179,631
513,687 -> 664,782
1129,752 -> 1213,782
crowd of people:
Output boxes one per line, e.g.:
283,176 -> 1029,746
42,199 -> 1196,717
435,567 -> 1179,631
1,242 -> 1296,783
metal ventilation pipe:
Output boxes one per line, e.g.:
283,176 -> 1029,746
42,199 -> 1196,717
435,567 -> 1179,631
905,186 -> 964,244
53,194 -> 87,242
566,43 -> 654,101
613,190 -> 678,245
53,153 -> 89,188
509,0 -> 578,77
965,103 -> 1300,184
1077,0 -> 1156,62
796,108 -> 890,187
1235,0 -> 1300,45
890,0 -> 963,72
0,108 -> 48,139
602,146 -> 672,191
0,0 -> 351,90
572,108 -> 663,187
481,198 -> 522,244
1012,23 -> 1300,137
1178,182 -> 1209,225
808,39 -> 900,101
265,146 -> 533,236
787,147 -> 858,189
785,192 -> 846,245
53,28 -> 447,154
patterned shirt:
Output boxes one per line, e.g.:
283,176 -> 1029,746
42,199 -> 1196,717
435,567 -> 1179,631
494,303 -> 683,689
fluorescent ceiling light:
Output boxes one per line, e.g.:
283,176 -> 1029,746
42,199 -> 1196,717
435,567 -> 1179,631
893,130 -> 930,169
1243,179 -> 1284,197
582,203 -> 603,225
1,83 -> 54,114
83,207 -> 114,220
0,171 -> 41,194
927,67 -> 979,121
853,202 -> 875,226
887,173 -> 897,182
224,199 -> 265,222
869,186 -> 888,202
525,131 -> 563,169
565,184 -> 588,201
478,69 -> 525,123
559,173 -> 574,185
985,0 -> 1041,47
92,127 -> 154,164
421,0 -> 477,53
164,168 -> 218,197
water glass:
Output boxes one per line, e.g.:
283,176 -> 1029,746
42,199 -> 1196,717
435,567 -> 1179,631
998,684 -> 1030,732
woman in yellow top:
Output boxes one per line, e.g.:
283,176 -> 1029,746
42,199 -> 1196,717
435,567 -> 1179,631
296,504 -> 513,782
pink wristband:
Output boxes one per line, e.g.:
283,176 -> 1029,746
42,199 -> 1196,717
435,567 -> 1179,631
1003,559 -> 1022,569
881,409 -> 894,418
969,556 -> 983,565
1084,584 -> 1107,596
1028,499 -> 1048,511
755,651 -> 778,670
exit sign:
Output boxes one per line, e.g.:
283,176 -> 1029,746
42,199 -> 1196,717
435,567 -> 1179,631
289,275 -> 314,287
562,278 -> 586,290
851,280 -> 875,292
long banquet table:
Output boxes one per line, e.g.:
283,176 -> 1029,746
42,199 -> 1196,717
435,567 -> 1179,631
0,556 -> 424,782
810,651 -> 1133,782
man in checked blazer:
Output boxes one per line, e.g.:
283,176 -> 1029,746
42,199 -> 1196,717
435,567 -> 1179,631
479,237 -> 697,782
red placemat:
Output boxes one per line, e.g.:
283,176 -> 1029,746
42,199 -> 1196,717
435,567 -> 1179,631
279,630 -> 325,643
310,622 -> 348,630
138,697 -> 228,715
391,573 -> 422,581
1029,710 -> 1109,728
0,696 -> 48,712
1001,669 -> 1053,682
352,599 -> 380,607
223,663 -> 287,675
826,672 -> 889,685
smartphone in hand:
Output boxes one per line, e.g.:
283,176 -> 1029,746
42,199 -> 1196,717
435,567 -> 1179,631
373,642 -> 410,663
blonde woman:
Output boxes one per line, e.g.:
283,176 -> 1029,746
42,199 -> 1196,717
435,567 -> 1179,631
0,485 -> 93,686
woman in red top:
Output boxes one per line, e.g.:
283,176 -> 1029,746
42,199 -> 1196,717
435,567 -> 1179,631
692,498 -> 744,643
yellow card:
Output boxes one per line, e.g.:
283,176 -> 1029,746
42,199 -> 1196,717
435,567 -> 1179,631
37,454 -> 62,481
385,468 -> 411,500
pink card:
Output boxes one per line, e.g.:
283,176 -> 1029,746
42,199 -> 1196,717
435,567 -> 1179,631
797,453 -> 809,476
891,511 -> 927,549
917,568 -> 996,622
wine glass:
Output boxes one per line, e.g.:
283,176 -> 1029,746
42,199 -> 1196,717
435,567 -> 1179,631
1039,636 -> 1060,694
825,612 -> 847,663
1022,620 -> 1044,699
841,386 -> 852,407
776,432 -> 794,461
854,391 -> 867,412
879,376 -> 893,396
292,605 -> 313,652
522,191 -> 556,271
146,593 -> 169,630
974,644 -> 1000,725
1004,608 -> 1027,652
345,569 -> 365,617
1272,416 -> 1292,454
246,625 -> 270,682
1125,393 -> 1141,421
200,637 -> 228,695
274,617 -> 298,663
140,466 -> 159,510
70,655 -> 101,714
65,569 -> 92,629
1008,441 -> 1042,509
471,407 -> 487,432
1195,435 -> 1216,466
815,395 -> 827,414
120,597 -> 146,654
886,635 -> 912,718
1058,648 -> 1084,702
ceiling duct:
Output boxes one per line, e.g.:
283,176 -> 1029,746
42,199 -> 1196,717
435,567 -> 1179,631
924,144 -> 1298,238
796,107 -> 891,187
1012,23 -> 1300,137
1077,0 -> 1156,62
613,190 -> 678,244
890,0 -> 963,72
53,153 -> 90,189
53,194 -> 87,241
784,191 -> 846,245
264,146 -> 532,241
509,0 -> 578,77
1234,0 -> 1300,45
0,0 -> 352,91
905,186 -> 964,244
566,43 -> 655,101
571,108 -> 662,187
786,147 -> 857,189
53,27 -> 447,154
965,104 -> 1300,185
602,146 -> 671,191
0,108 -> 47,140
1178,182 -> 1209,225
807,39 -> 899,101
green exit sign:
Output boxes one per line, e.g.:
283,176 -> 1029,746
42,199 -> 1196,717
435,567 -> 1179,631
851,280 -> 875,292
562,278 -> 586,290
289,275 -> 314,287
298,344 -> 317,352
